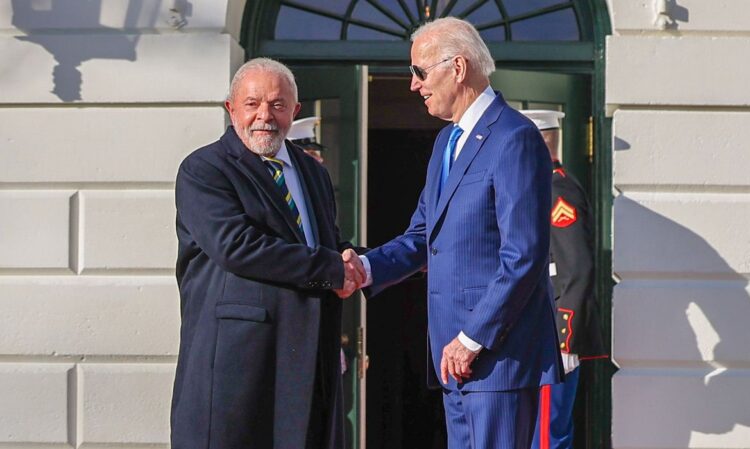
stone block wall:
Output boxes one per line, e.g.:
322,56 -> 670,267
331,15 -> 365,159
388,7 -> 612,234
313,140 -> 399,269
0,1 -> 243,446
607,1 -> 750,447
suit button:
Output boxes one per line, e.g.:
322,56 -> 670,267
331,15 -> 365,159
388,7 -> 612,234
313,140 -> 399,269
561,328 -> 567,334
563,313 -> 570,320
560,343 -> 566,349
431,247 -> 438,256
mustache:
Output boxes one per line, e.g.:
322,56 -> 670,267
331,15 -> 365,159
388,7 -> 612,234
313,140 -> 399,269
249,123 -> 279,132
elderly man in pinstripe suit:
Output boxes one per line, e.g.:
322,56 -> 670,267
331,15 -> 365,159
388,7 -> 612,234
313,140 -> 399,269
360,18 -> 563,449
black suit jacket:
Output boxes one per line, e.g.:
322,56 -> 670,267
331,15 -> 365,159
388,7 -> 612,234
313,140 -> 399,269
171,126 -> 351,449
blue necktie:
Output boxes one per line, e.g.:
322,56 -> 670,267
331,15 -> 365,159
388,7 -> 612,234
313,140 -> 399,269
440,125 -> 464,196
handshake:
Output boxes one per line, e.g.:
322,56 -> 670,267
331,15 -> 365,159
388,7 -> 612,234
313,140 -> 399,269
334,248 -> 367,299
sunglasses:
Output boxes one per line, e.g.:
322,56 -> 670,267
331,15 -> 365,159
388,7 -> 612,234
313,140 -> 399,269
409,56 -> 454,81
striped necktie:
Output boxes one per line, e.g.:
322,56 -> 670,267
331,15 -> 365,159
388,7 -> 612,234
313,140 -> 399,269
264,158 -> 306,238
440,125 -> 464,195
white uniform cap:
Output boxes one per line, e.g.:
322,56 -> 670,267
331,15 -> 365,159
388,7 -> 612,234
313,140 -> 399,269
520,110 -> 565,131
288,116 -> 319,140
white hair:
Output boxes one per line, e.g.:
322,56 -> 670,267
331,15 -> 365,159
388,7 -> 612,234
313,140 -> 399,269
228,57 -> 298,102
411,17 -> 495,78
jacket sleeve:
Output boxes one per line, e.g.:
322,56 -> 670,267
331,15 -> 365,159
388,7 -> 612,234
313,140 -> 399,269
550,184 -> 594,353
362,185 -> 429,298
463,126 -> 552,350
175,154 -> 344,290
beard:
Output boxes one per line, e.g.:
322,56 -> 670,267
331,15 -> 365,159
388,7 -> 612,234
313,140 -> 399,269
236,122 -> 287,156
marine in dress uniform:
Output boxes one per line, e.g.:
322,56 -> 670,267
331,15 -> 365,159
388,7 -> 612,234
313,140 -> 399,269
289,116 -> 326,164
521,110 -> 608,449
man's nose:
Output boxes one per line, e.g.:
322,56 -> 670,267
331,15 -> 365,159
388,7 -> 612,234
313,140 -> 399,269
256,102 -> 271,120
410,75 -> 421,92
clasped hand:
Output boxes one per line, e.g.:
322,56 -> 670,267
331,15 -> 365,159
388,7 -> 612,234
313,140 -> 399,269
334,248 -> 366,298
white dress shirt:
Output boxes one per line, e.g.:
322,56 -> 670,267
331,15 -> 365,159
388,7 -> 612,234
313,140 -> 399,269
451,85 -> 496,353
264,143 -> 317,248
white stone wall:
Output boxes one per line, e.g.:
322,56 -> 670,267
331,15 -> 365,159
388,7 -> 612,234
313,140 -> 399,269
0,1 -> 244,446
608,1 -> 750,447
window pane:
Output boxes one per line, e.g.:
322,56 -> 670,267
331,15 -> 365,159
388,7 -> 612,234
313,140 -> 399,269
447,0 -> 482,18
275,6 -> 342,40
374,0 -> 413,24
284,0 -> 353,15
405,0 -> 420,21
347,24 -> 402,40
511,7 -> 579,41
465,1 -> 503,27
502,0 -> 569,18
351,0 -> 404,32
479,25 -> 506,42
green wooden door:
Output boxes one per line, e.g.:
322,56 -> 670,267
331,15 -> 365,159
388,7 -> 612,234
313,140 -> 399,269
292,65 -> 368,449
491,69 -> 592,194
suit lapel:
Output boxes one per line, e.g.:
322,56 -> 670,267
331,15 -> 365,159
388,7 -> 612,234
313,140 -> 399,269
429,94 -> 507,240
426,128 -> 450,222
222,128 -> 307,244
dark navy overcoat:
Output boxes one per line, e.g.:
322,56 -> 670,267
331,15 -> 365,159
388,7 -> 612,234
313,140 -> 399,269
171,127 -> 351,449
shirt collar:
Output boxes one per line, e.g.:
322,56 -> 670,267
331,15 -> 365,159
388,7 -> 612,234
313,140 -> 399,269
457,85 -> 495,133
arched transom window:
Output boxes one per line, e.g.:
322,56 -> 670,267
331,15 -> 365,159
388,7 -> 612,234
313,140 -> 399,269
275,0 -> 582,42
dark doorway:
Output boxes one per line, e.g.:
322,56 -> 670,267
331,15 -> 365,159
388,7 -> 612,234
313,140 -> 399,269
365,75 -> 447,449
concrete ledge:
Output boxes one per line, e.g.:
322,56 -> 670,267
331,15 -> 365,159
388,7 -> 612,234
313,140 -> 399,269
0,33 -> 240,103
614,367 -> 750,448
0,0 -> 228,32
80,364 -> 175,445
0,191 -> 73,269
0,277 -> 179,356
80,190 -> 176,271
0,107 -> 224,183
614,110 -> 750,188
0,363 -> 73,444
613,279 -> 750,367
607,35 -> 750,107
610,0 -> 750,33
614,192 -> 750,277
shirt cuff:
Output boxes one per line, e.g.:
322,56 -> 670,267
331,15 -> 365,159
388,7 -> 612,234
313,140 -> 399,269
458,332 -> 483,353
560,352 -> 580,374
359,255 -> 373,287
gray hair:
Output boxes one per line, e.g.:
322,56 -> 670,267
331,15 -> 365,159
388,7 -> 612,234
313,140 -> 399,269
228,57 -> 298,102
411,17 -> 495,78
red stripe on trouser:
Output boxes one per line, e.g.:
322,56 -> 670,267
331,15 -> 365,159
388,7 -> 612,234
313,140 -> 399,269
539,385 -> 551,449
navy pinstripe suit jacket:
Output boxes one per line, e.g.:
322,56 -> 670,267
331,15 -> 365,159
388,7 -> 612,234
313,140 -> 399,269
365,93 -> 563,392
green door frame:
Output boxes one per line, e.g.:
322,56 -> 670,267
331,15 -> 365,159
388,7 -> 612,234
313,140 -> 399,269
294,65 -> 368,449
240,2 -> 614,448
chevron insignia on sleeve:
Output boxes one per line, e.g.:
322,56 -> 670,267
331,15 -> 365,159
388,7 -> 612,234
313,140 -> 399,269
551,197 -> 577,228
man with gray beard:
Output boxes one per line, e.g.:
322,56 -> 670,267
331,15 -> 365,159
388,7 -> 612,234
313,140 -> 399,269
171,58 -> 366,449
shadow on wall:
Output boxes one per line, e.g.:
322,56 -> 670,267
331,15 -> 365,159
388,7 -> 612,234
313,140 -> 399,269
11,0 -> 193,102
614,197 -> 750,447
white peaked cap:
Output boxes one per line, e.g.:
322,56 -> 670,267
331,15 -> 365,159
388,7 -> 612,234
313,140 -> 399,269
520,110 -> 565,131
288,116 -> 319,140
